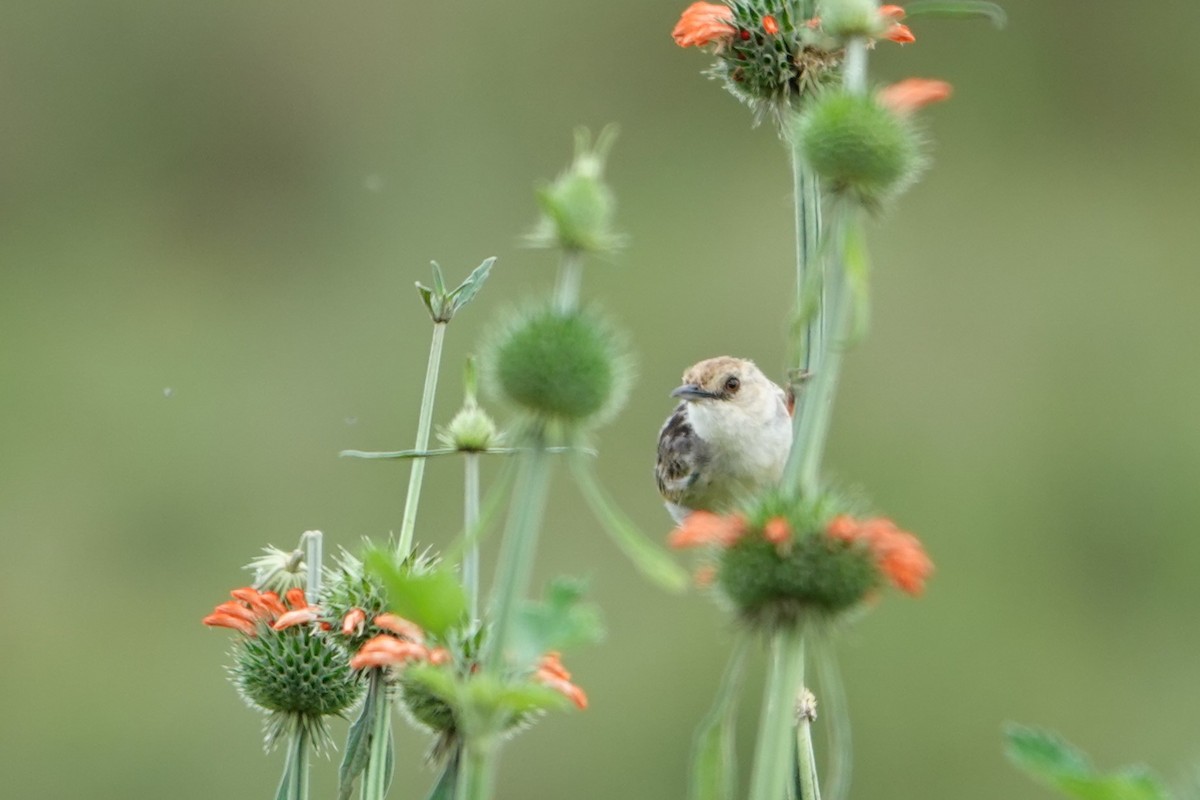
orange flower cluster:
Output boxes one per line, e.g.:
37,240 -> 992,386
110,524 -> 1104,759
827,515 -> 933,596
346,610 -> 450,670
203,587 -> 321,635
672,2 -> 916,49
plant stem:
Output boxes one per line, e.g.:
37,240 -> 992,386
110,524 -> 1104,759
796,693 -> 820,800
362,671 -> 392,800
554,250 -> 584,313
455,733 -> 497,800
463,452 -> 481,620
397,321 -> 448,556
793,243 -> 853,497
748,627 -> 807,800
482,431 -> 551,673
302,530 -> 322,606
279,722 -> 311,800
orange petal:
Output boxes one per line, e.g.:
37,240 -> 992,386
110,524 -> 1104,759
878,78 -> 952,115
693,564 -> 717,588
203,611 -> 256,635
272,608 -> 319,630
284,588 -> 308,610
537,672 -> 589,710
212,601 -> 257,624
668,511 -> 747,549
341,607 -> 367,636
427,647 -> 451,665
763,516 -> 791,545
672,2 -> 735,48
258,591 -> 288,617
885,22 -> 916,44
762,15 -> 779,35
349,635 -> 428,669
230,587 -> 274,618
538,652 -> 572,682
373,613 -> 425,642
826,514 -> 859,541
879,4 -> 906,21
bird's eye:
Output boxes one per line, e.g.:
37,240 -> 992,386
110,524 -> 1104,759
724,376 -> 740,393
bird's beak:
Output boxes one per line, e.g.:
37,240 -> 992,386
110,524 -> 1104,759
671,383 -> 716,401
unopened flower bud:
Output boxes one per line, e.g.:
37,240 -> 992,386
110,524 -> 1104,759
438,405 -> 501,452
487,305 -> 630,427
795,89 -> 924,206
527,127 -> 623,255
819,0 -> 883,39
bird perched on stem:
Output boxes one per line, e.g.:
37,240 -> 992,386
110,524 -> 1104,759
656,356 -> 793,523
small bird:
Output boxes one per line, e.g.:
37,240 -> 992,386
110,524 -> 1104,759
655,356 -> 793,523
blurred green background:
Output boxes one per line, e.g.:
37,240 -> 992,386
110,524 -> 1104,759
4,0 -> 1200,797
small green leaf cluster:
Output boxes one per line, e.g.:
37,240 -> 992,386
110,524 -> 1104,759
416,257 -> 495,323
1005,725 -> 1175,800
794,90 -> 924,208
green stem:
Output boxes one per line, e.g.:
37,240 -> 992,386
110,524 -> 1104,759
796,696 -> 820,800
463,452 -> 481,620
362,671 -> 393,800
455,733 -> 497,800
279,722 -> 311,800
554,250 -> 584,313
397,322 -> 448,556
748,628 -> 807,800
793,242 -> 853,497
302,530 -> 322,606
483,432 -> 552,673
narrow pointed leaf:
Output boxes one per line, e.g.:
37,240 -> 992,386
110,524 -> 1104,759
416,282 -> 435,317
1004,725 -> 1173,800
339,675 -> 381,800
448,257 -> 496,315
430,261 -> 447,296
425,746 -> 461,800
570,458 -> 688,592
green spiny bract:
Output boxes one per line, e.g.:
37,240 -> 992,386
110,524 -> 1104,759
487,306 -> 629,428
321,545 -> 439,652
710,1 -> 844,126
716,489 -> 880,630
232,624 -> 363,750
437,404 -> 501,452
794,89 -> 924,207
528,127 -> 623,255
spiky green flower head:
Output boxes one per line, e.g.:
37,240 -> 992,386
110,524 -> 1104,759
232,624 -> 363,751
527,127 -> 624,256
484,304 -> 631,434
794,88 -> 925,209
322,545 -> 440,652
437,405 -> 501,452
706,1 -> 845,127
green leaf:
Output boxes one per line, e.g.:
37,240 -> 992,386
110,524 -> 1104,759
690,644 -> 748,800
425,745 -> 461,800
430,261 -> 447,297
447,257 -> 495,315
365,550 -> 468,638
415,282 -> 435,317
511,577 -> 604,668
903,0 -> 1007,27
337,690 -> 374,800
842,216 -> 872,344
570,457 -> 689,592
1004,724 -> 1173,800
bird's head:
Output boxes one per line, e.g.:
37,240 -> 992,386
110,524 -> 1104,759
671,356 -> 779,411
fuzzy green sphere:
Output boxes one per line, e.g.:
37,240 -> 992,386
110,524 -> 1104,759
718,532 -> 880,629
235,626 -> 363,717
491,308 -> 624,424
796,91 -> 920,202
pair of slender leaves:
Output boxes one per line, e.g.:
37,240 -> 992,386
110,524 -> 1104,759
338,672 -> 395,800
416,257 -> 495,323
1005,724 -> 1174,800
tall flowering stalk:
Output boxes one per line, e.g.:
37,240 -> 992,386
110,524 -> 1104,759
671,1 -> 1001,798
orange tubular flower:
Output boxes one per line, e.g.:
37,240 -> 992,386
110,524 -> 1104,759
341,607 -> 367,636
668,510 -> 747,549
827,515 -> 933,596
202,611 -> 255,635
349,634 -> 430,670
762,15 -> 779,35
762,516 -> 791,545
878,5 -> 915,43
204,586 -> 321,634
373,613 -> 425,642
877,78 -> 953,115
536,653 -> 588,710
672,2 -> 735,48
